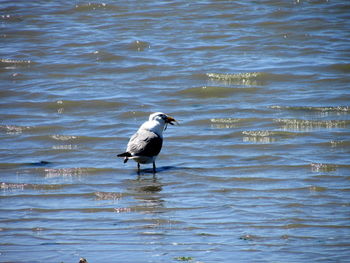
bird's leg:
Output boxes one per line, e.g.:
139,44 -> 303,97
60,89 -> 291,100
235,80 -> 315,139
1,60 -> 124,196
152,161 -> 156,174
137,163 -> 140,173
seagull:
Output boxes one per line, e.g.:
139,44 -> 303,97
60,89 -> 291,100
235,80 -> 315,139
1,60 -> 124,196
117,112 -> 177,173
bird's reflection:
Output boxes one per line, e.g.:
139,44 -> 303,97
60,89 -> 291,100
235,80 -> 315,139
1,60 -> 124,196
129,172 -> 164,212
136,165 -> 177,177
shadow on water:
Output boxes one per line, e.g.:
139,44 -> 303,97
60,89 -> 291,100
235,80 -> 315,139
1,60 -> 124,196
136,164 -> 203,175
136,165 -> 178,176
28,160 -> 52,166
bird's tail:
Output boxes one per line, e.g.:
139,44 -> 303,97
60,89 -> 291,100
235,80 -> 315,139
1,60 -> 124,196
117,152 -> 132,163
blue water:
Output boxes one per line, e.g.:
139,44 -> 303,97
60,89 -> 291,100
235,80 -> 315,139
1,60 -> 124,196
1,1 -> 350,262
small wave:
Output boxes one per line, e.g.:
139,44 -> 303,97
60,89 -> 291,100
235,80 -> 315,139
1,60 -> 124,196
1,182 -> 65,191
242,130 -> 295,143
91,50 -> 124,62
0,58 -> 33,70
142,74 -> 180,81
274,118 -> 349,130
210,118 -> 241,128
328,63 -> 350,73
178,86 -> 258,98
207,72 -> 262,80
207,72 -> 264,86
189,45 -> 229,51
43,168 -> 86,178
211,118 -> 241,124
330,140 -> 350,148
210,118 -> 257,129
242,130 -> 293,137
51,135 -> 77,141
51,99 -> 127,111
1,182 -> 28,190
0,14 -> 23,22
52,145 -> 78,150
310,163 -> 338,173
270,105 -> 350,113
127,40 -> 151,51
41,167 -> 116,178
0,58 -> 32,64
0,124 -> 31,135
206,72 -> 296,86
94,192 -> 124,201
74,2 -> 108,11
55,2 -> 121,16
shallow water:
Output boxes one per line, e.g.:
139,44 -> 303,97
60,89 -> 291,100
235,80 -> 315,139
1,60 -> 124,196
1,1 -> 350,262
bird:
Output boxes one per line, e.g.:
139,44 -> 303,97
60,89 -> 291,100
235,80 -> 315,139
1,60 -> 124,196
117,112 -> 177,173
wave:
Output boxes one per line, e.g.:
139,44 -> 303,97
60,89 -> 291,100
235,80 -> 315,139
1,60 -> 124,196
1,99 -> 127,113
242,130 -> 296,143
50,135 -> 77,141
74,2 -> 108,11
0,58 -> 32,65
127,40 -> 151,51
209,117 -> 262,129
1,182 -> 66,191
270,105 -> 350,113
0,58 -> 33,72
177,86 -> 258,98
207,72 -> 265,86
211,118 -> 242,124
206,72 -> 296,85
94,191 -> 125,201
242,130 -> 295,137
42,167 -> 117,178
327,63 -> 350,73
0,124 -> 32,135
274,118 -> 349,130
310,163 -> 338,173
86,50 -> 125,62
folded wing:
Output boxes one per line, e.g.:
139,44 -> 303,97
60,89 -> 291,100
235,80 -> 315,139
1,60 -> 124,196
127,130 -> 163,157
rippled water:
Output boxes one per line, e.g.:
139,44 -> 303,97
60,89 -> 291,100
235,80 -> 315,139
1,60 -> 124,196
1,1 -> 350,262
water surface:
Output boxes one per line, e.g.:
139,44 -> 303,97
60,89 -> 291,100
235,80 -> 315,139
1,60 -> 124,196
1,1 -> 350,262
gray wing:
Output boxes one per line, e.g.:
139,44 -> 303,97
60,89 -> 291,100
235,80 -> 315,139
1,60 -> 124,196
126,130 -> 163,157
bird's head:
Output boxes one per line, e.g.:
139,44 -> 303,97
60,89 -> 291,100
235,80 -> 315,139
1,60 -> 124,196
149,112 -> 178,128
